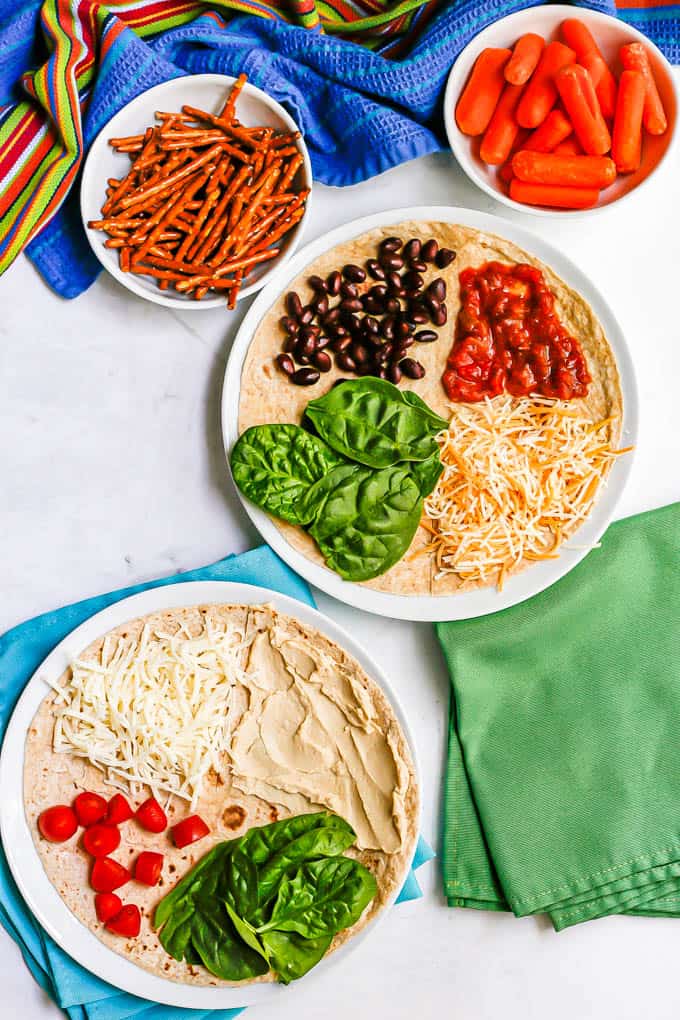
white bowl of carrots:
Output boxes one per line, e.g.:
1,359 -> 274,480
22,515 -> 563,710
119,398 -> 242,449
81,74 -> 312,309
444,4 -> 677,215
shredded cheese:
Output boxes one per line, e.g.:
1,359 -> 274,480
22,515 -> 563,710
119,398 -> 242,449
50,619 -> 254,808
422,395 -> 630,590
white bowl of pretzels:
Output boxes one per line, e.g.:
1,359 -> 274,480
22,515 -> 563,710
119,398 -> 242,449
81,74 -> 313,310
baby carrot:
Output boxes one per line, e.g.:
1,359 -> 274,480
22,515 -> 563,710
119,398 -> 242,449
555,64 -> 611,155
480,83 -> 524,165
578,50 -> 605,91
510,178 -> 600,209
456,48 -> 512,136
611,69 -> 646,173
554,136 -> 583,156
498,127 -> 530,183
516,41 -> 576,128
505,33 -> 545,85
512,150 -> 617,188
560,18 -> 617,117
524,109 -> 573,152
619,42 -> 667,135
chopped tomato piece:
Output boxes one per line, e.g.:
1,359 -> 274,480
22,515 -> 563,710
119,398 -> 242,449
38,806 -> 78,843
171,814 -> 210,849
134,851 -> 164,886
74,792 -> 108,827
83,824 -> 121,858
106,794 -> 133,825
135,797 -> 167,834
105,904 -> 141,938
95,892 -> 123,923
91,857 -> 131,893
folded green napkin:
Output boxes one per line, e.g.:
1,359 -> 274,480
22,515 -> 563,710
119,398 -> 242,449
437,502 -> 680,931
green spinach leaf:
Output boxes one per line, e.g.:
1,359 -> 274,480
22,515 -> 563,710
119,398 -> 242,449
305,378 -> 442,468
260,930 -> 334,985
410,450 -> 444,498
230,424 -> 344,525
309,464 -> 424,581
401,389 -> 448,431
190,900 -> 269,980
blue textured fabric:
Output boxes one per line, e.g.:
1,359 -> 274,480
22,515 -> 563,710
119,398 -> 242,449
0,545 -> 433,1019
18,0 -> 678,297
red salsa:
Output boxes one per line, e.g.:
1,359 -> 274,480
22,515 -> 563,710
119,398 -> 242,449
442,261 -> 591,403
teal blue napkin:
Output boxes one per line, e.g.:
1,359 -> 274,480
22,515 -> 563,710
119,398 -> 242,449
0,546 -> 433,1020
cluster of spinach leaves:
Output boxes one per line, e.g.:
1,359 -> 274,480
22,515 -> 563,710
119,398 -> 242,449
231,379 -> 447,581
154,812 -> 377,984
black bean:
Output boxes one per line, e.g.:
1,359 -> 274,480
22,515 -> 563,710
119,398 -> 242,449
336,352 -> 357,372
316,334 -> 331,350
370,283 -> 388,299
410,305 -> 429,324
343,263 -> 366,283
402,270 -> 424,292
395,319 -> 412,339
351,343 -> 369,364
333,377 -> 350,388
280,315 -> 299,335
340,298 -> 362,313
428,277 -> 447,302
299,306 -> 314,325
421,239 -> 438,262
363,297 -> 383,314
380,252 -> 405,272
431,304 -> 448,327
423,294 -> 441,317
342,312 -> 361,333
388,364 -> 402,384
328,324 -> 348,339
297,353 -> 311,365
357,362 -> 375,377
403,238 -> 421,261
340,281 -> 358,299
283,335 -> 297,355
385,297 -> 401,314
380,236 -> 402,253
313,350 -> 332,372
408,259 -> 427,273
375,367 -> 388,380
436,247 -> 456,269
297,335 -> 317,359
331,336 -> 352,353
400,357 -> 425,379
276,353 -> 295,376
392,338 -> 414,359
291,367 -> 320,386
326,270 -> 342,295
374,343 -> 393,364
308,275 -> 327,292
312,293 -> 329,316
380,315 -> 395,340
366,258 -> 386,280
363,316 -> 379,334
323,307 -> 341,326
414,329 -> 438,343
299,324 -> 319,343
286,292 -> 302,317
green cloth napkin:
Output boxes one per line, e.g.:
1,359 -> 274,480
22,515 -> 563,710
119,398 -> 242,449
437,502 -> 680,931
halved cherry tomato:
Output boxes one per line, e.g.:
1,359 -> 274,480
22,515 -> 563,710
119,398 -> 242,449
135,797 -> 167,834
134,851 -> 164,886
83,823 -> 121,858
106,794 -> 133,825
91,857 -> 131,893
95,892 -> 123,923
105,904 -> 141,938
73,791 -> 108,827
38,805 -> 78,843
171,814 -> 210,849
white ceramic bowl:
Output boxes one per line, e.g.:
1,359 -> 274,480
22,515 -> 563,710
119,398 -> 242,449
81,75 -> 313,308
444,4 -> 678,216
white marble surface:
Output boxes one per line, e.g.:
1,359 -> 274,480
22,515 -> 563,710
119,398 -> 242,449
2,83 -> 680,1018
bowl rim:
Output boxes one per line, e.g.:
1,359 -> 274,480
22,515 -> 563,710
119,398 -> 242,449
443,3 -> 679,218
80,73 -> 313,309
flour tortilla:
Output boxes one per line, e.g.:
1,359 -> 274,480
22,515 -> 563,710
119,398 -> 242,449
237,220 -> 623,595
24,603 -> 419,987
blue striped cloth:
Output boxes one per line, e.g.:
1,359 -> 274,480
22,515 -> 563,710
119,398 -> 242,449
22,0 -> 678,299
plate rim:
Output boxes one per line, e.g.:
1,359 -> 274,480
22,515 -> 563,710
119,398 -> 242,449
221,204 -> 639,621
79,73 -> 313,309
0,579 -> 420,1009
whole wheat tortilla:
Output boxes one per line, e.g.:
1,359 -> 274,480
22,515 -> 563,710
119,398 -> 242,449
237,220 -> 623,595
24,603 -> 419,987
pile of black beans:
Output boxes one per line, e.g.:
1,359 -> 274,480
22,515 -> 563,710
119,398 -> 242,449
275,235 -> 456,386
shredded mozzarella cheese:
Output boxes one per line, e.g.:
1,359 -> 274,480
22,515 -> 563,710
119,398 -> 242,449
422,395 -> 630,590
50,619 -> 254,808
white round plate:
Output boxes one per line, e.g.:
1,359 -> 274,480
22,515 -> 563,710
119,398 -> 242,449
0,580 -> 419,1008
222,205 -> 638,622
443,4 -> 678,217
81,74 -> 312,309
